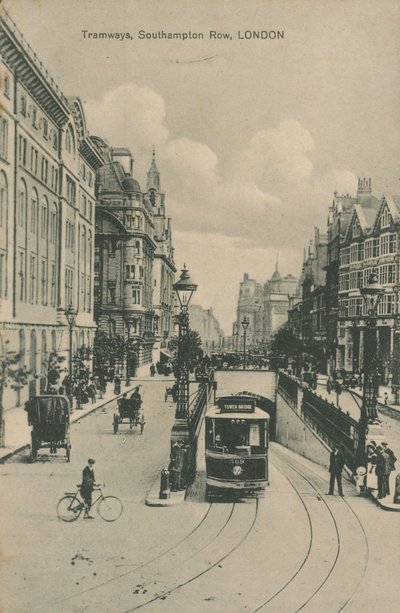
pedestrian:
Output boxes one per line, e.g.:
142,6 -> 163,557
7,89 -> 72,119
375,445 -> 390,499
139,413 -> 145,434
383,392 -> 389,406
150,363 -> 155,377
114,375 -> 121,395
130,386 -> 142,408
81,458 -> 96,519
327,445 -> 345,496
382,442 -> 397,495
327,376 -> 332,395
108,367 -> 115,383
87,381 -> 96,404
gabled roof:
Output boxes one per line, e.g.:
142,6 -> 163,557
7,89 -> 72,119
372,195 -> 400,233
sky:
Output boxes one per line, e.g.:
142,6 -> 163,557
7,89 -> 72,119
4,0 -> 400,333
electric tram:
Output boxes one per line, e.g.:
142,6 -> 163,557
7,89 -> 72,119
205,394 -> 269,498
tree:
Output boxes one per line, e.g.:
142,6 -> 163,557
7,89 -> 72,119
270,324 -> 304,359
169,329 -> 204,375
0,342 -> 31,446
93,331 -> 126,377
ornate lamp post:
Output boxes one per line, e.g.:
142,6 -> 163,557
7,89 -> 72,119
241,316 -> 249,371
173,265 -> 197,420
357,270 -> 385,466
65,304 -> 77,408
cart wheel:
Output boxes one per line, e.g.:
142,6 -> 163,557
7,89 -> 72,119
113,415 -> 119,434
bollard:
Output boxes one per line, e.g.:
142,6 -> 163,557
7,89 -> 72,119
159,467 -> 170,500
393,473 -> 400,504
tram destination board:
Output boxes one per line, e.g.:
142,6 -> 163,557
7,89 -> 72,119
218,396 -> 256,413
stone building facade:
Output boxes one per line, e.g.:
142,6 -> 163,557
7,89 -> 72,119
189,304 -> 224,355
146,151 -> 176,363
93,141 -> 161,375
0,11 -> 103,406
234,267 -> 299,352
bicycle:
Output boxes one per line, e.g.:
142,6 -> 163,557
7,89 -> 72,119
57,484 -> 123,522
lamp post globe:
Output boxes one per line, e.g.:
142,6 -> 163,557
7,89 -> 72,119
173,264 -> 198,311
357,269 -> 385,467
241,316 -> 249,371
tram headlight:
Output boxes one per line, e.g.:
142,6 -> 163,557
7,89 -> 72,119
232,465 -> 243,476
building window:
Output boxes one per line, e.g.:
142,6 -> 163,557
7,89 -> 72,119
18,135 -> 27,165
21,95 -> 27,116
50,206 -> 57,245
0,171 -> 7,229
43,118 -> 48,139
30,148 -> 38,174
380,234 -> 390,255
18,180 -> 27,227
18,251 -> 25,301
126,264 -> 135,279
132,288 -> 141,304
364,239 -> 373,260
30,189 -> 38,234
89,200 -> 93,221
65,221 -> 75,251
389,234 -> 397,253
108,286 -> 116,304
340,247 -> 350,266
381,207 -> 391,229
88,172 -> 93,187
86,275 -> 91,312
65,268 -> 73,307
66,176 -> 76,205
0,118 -> 8,159
41,200 -> 48,239
135,240 -> 140,255
65,125 -> 75,156
41,157 -> 49,183
50,263 -> 56,306
32,107 -> 37,128
3,75 -> 10,97
41,259 -> 47,304
0,252 -> 5,298
29,254 -> 36,303
380,264 -> 396,285
378,294 -> 396,316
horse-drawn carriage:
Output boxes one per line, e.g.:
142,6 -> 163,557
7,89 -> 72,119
25,395 -> 71,462
113,396 -> 144,434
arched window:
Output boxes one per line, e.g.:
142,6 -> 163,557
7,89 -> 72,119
65,125 -> 75,156
135,240 -> 140,255
0,171 -> 7,231
30,188 -> 38,234
19,329 -> 25,365
18,179 -> 27,227
30,330 -> 37,374
50,203 -> 58,246
41,196 -> 48,239
41,330 -> 47,375
51,329 -> 57,352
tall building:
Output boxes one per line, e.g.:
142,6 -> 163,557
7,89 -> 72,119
0,10 -> 103,406
189,304 -> 224,354
234,267 -> 299,351
93,140 -> 162,375
301,227 -> 328,346
146,150 -> 176,363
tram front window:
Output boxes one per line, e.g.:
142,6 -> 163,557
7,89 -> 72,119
206,419 -> 265,453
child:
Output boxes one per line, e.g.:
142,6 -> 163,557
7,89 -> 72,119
354,466 -> 367,495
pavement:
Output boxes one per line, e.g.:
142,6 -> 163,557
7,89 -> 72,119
0,374 -> 175,463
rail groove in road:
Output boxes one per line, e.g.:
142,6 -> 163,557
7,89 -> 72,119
254,448 -> 369,613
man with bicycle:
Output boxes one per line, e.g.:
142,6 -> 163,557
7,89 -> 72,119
81,458 -> 96,519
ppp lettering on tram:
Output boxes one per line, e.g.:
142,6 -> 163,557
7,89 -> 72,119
205,395 -> 269,498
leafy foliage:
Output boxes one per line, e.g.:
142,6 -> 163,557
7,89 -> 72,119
0,342 -> 31,441
169,329 -> 204,374
270,324 -> 304,358
93,331 -> 126,376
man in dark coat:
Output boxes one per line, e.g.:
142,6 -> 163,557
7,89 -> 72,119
81,458 -> 96,518
328,446 -> 345,496
375,446 -> 390,499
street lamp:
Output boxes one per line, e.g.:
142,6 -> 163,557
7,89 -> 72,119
173,264 -> 197,420
241,316 -> 250,371
65,303 -> 77,408
357,270 -> 385,466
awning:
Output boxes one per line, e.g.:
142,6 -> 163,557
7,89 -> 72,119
160,348 -> 173,361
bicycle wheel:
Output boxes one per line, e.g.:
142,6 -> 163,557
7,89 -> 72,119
98,496 -> 123,522
57,495 -> 82,522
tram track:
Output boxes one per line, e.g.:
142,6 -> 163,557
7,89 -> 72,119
249,448 -> 368,613
121,498 -> 259,612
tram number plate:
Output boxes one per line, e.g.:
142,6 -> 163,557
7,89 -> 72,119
230,459 -> 244,465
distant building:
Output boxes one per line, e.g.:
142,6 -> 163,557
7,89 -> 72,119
301,227 -> 328,347
0,11 -> 103,407
189,304 -> 224,355
234,266 -> 299,351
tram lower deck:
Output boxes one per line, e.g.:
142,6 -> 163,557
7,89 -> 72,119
205,395 -> 270,497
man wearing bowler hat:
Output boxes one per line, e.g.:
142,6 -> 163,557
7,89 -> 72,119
81,458 -> 96,519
